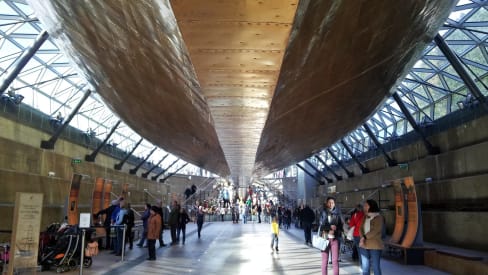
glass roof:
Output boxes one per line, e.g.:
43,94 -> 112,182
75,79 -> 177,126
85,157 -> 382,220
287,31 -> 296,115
312,0 -> 488,166
0,0 -> 208,177
1,0 -> 487,178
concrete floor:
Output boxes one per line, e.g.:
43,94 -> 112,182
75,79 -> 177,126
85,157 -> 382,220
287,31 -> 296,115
38,221 -> 451,275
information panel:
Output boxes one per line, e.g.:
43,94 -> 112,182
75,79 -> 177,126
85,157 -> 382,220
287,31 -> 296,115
9,192 -> 44,274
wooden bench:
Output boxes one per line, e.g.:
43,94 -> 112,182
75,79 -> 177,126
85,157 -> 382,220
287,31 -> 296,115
385,242 -> 435,265
425,250 -> 488,275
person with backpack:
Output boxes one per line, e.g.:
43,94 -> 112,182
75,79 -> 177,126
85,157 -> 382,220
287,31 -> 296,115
359,199 -> 384,275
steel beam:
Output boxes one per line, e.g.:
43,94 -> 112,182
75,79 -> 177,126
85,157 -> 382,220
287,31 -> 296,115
363,124 -> 397,167
85,120 -> 121,162
325,149 -> 354,177
160,163 -> 189,183
305,159 -> 335,182
152,158 -> 180,181
340,139 -> 369,174
296,163 -> 327,185
142,154 -> 169,178
40,89 -> 91,149
114,138 -> 143,170
129,147 -> 157,175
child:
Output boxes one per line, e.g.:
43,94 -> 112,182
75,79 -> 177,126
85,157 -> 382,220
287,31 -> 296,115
271,216 -> 279,251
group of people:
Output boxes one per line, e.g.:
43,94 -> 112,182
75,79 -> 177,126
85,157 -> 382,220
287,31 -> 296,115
314,197 -> 384,275
94,197 -> 135,256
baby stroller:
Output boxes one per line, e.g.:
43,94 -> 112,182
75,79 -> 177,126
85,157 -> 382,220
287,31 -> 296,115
39,225 -> 94,273
340,229 -> 354,256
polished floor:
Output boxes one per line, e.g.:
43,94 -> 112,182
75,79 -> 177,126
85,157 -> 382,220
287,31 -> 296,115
40,221 -> 452,275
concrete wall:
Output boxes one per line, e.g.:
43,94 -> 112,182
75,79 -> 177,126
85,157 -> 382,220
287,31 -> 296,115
0,116 -> 212,243
317,115 -> 488,251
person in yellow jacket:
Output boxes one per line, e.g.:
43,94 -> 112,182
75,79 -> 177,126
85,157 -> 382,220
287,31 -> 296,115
147,206 -> 162,261
271,216 -> 279,251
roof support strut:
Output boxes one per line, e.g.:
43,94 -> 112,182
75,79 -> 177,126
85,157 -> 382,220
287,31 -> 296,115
130,147 -> 157,175
363,124 -> 397,167
296,163 -> 326,185
392,92 -> 439,155
434,34 -> 488,111
305,159 -> 335,182
340,139 -> 369,174
325,149 -> 354,177
114,138 -> 143,170
142,154 -> 169,178
0,31 -> 49,95
85,120 -> 121,162
40,89 -> 92,149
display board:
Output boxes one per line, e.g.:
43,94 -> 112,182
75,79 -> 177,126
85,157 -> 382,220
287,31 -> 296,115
91,177 -> 104,224
67,174 -> 82,225
400,176 -> 420,247
8,192 -> 44,274
390,179 -> 405,244
103,180 -> 113,209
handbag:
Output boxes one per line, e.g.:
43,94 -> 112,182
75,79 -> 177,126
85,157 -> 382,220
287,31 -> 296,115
312,223 -> 330,251
346,226 -> 355,241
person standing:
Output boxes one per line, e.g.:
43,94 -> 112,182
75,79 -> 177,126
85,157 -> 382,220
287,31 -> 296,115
153,200 -> 166,247
126,203 -> 135,249
299,204 -> 315,246
270,216 -> 279,251
147,206 -> 162,261
359,199 -> 384,275
320,197 -> 343,275
257,204 -> 262,223
178,207 -> 191,244
196,206 -> 205,238
169,201 -> 180,245
114,201 -> 128,256
137,203 -> 151,248
349,204 -> 365,263
94,199 -> 118,250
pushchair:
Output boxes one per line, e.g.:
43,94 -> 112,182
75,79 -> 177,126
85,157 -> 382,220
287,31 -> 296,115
340,230 -> 354,256
39,225 -> 95,273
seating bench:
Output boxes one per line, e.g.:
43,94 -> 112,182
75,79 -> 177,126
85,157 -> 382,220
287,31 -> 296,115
385,242 -> 435,265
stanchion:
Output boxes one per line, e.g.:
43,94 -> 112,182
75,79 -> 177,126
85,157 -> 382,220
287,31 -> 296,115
121,224 -> 127,262
79,229 -> 86,275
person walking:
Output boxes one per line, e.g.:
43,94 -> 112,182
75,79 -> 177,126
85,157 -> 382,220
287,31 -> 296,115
153,200 -> 166,247
299,204 -> 315,246
177,207 -> 191,244
320,197 -> 343,275
147,206 -> 162,261
196,206 -> 205,238
169,201 -> 180,245
349,204 -> 364,263
270,216 -> 279,252
137,203 -> 151,248
359,199 -> 384,275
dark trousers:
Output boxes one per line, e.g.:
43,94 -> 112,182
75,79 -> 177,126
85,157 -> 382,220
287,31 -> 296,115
197,221 -> 203,238
126,225 -> 133,248
179,224 -> 187,244
147,239 -> 156,260
170,225 -> 177,244
159,228 -> 164,246
104,226 -> 111,249
303,222 -> 312,243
